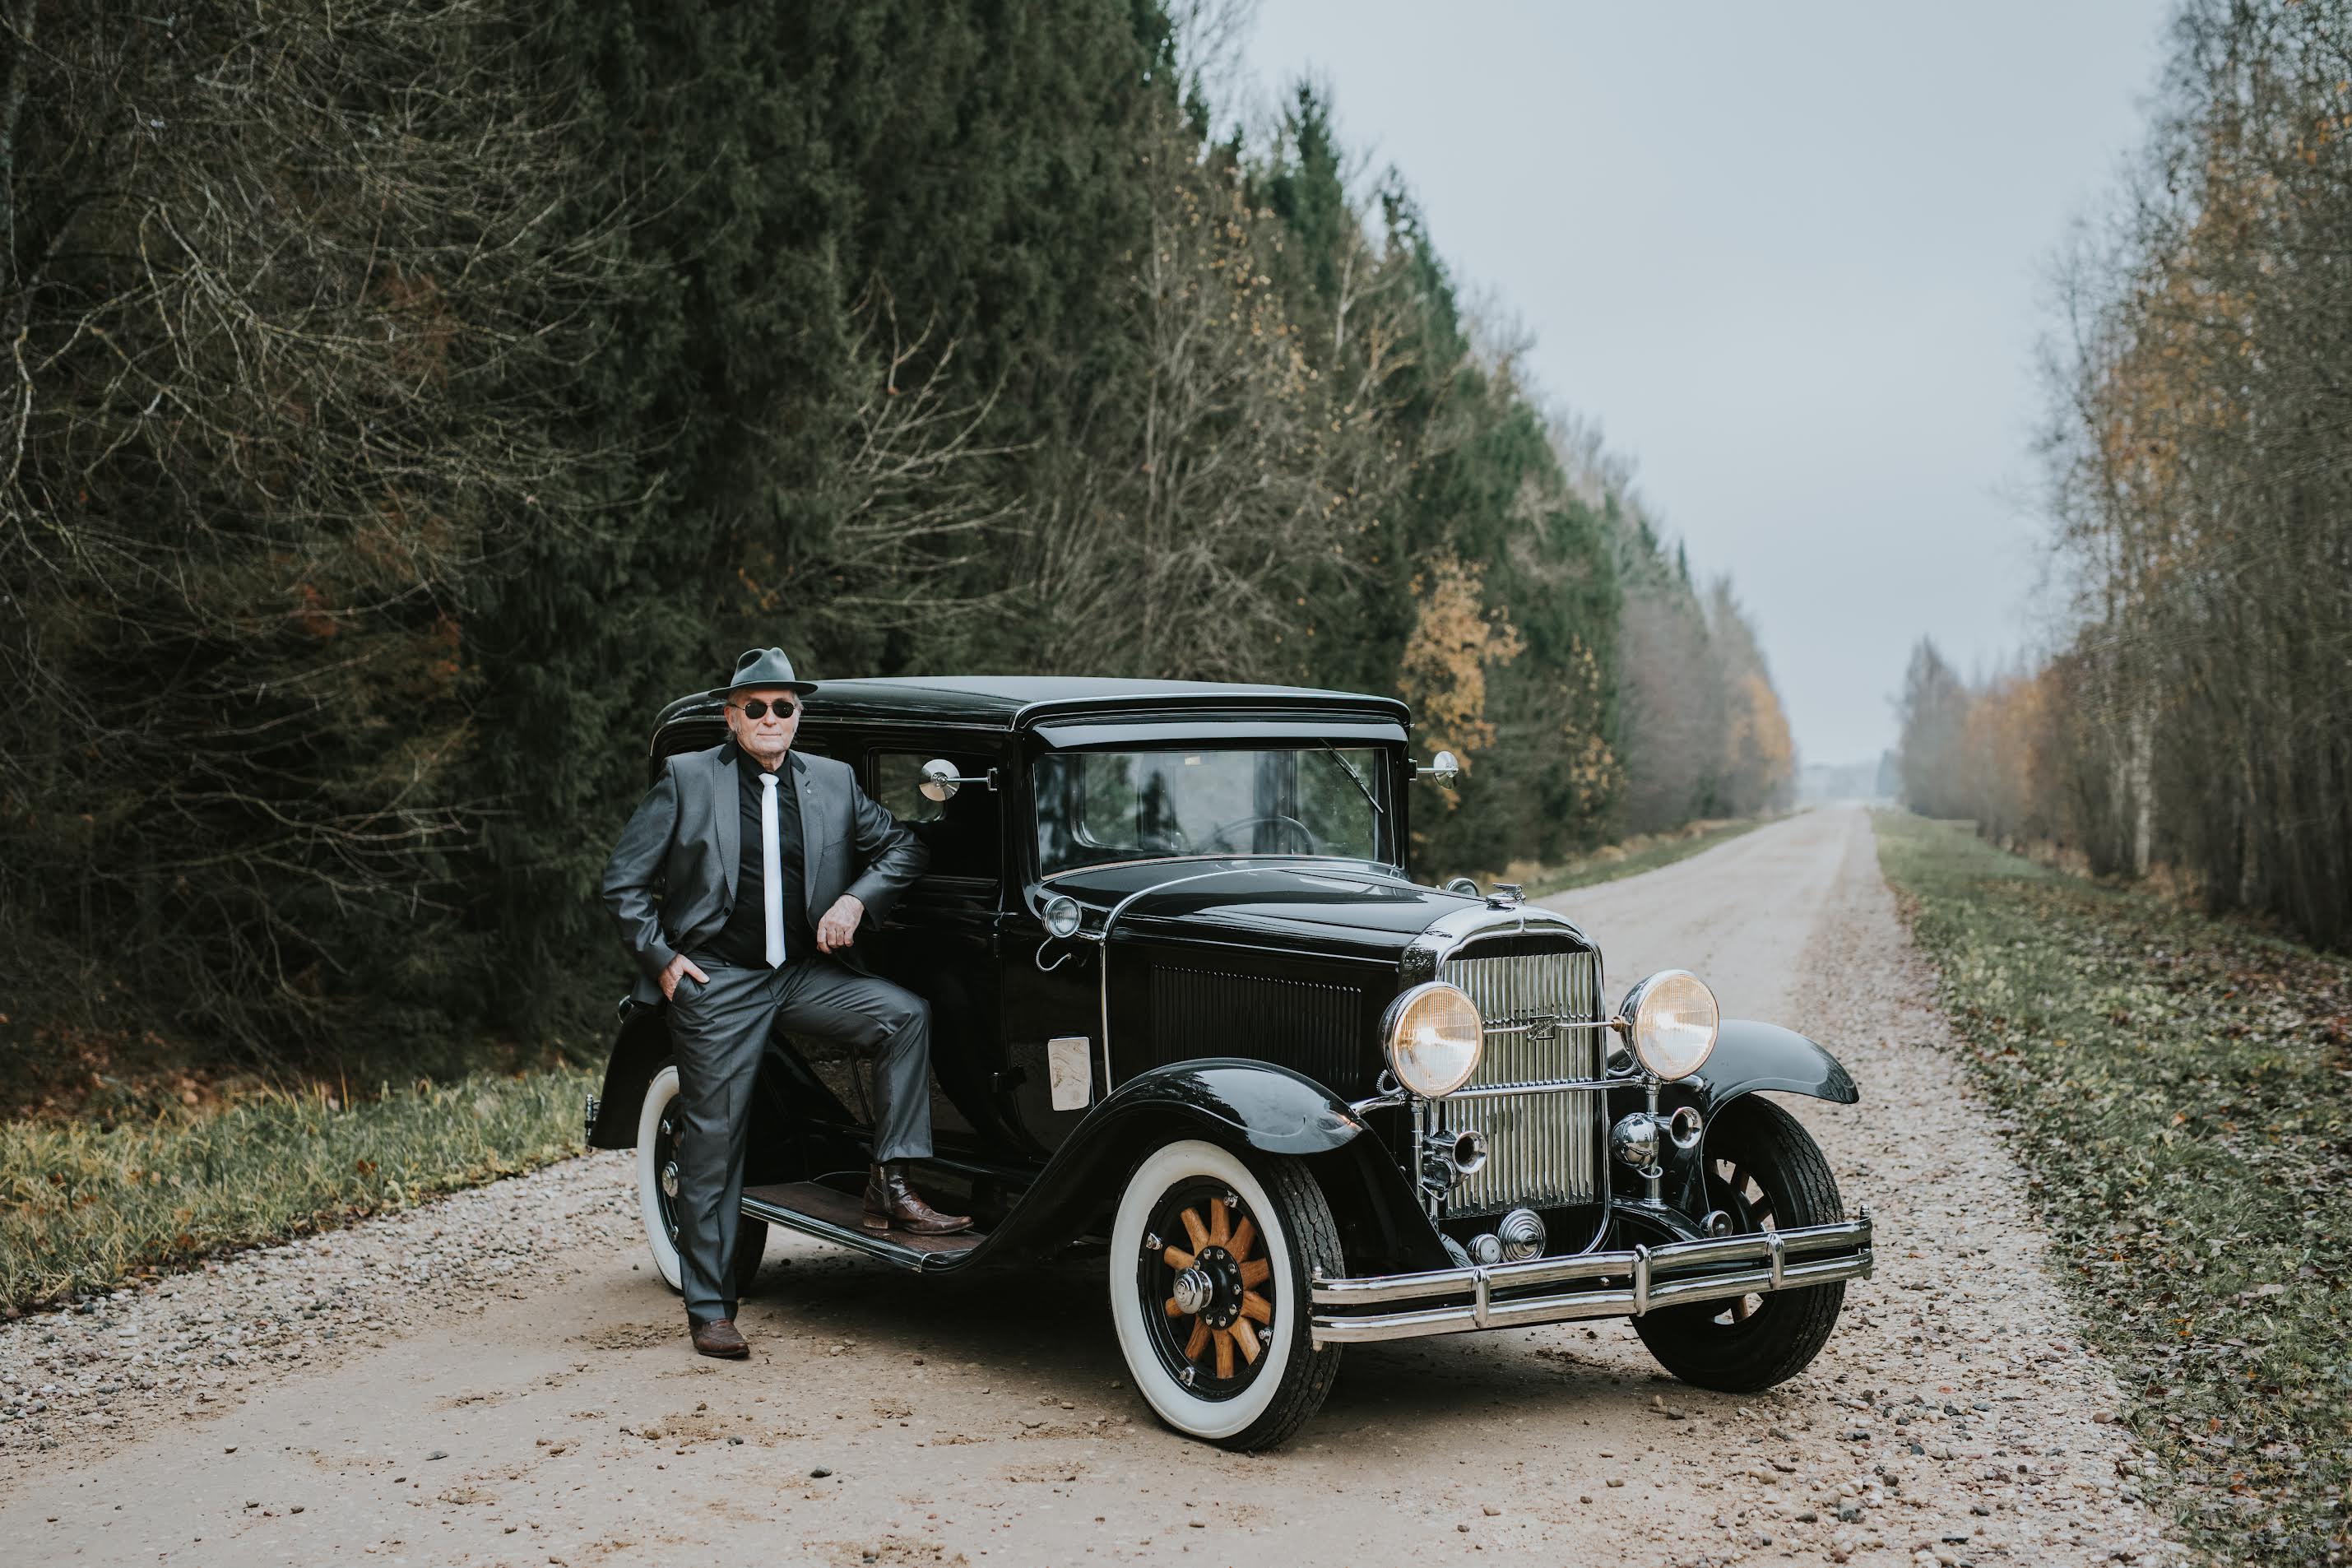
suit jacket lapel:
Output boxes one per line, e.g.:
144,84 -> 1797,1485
715,745 -> 741,903
791,750 -> 826,919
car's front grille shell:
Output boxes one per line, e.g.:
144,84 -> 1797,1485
1434,945 -> 1604,1217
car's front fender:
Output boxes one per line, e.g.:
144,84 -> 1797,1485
1637,1020 -> 1859,1215
1092,1058 -> 1371,1155
1687,1019 -> 1859,1112
985,1060 -> 1448,1272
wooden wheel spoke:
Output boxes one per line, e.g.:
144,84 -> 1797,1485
1163,1296 -> 1185,1319
1229,1319 -> 1260,1364
1180,1206 -> 1211,1252
1207,1197 -> 1231,1248
1183,1318 -> 1209,1361
1162,1244 -> 1195,1271
1227,1217 -> 1256,1261
1213,1327 -> 1236,1380
1240,1290 -> 1273,1324
1237,1256 -> 1271,1289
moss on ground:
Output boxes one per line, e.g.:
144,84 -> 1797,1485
1875,812 -> 2351,1566
0,1069 -> 596,1313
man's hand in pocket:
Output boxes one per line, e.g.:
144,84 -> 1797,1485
661,953 -> 710,1001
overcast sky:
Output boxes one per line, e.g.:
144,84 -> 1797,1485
1234,2 -> 2170,765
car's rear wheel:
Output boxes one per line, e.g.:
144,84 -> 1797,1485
1107,1138 -> 1343,1450
634,1062 -> 767,1301
1634,1096 -> 1846,1391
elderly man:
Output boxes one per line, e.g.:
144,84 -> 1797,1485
601,647 -> 969,1360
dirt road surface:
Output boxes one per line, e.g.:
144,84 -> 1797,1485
1,807 -> 2181,1566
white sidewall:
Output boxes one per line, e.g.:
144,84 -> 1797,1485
1108,1139 -> 1296,1442
634,1065 -> 684,1292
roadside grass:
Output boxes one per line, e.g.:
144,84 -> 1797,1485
1874,813 -> 2351,1566
1475,814 -> 1770,900
0,1069 -> 595,1315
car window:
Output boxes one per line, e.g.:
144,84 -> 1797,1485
1034,747 -> 1389,876
870,750 -> 999,880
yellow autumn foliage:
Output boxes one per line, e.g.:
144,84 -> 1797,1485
1397,553 -> 1524,778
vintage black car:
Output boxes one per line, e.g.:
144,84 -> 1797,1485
587,676 -> 1874,1449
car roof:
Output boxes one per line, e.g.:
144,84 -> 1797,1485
656,675 -> 1411,736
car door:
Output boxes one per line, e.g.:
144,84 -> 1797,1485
863,742 -> 1015,1160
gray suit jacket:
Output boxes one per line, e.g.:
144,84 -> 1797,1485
601,742 -> 929,1007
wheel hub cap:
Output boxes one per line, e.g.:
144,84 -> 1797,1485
1171,1267 -> 1214,1315
661,1160 -> 680,1199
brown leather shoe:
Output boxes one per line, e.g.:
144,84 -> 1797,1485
862,1162 -> 973,1236
690,1317 -> 749,1359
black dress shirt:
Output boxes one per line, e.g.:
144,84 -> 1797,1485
701,745 -> 814,967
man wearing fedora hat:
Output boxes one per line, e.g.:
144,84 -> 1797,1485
601,647 -> 970,1360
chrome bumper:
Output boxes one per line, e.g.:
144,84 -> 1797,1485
1309,1213 -> 1873,1345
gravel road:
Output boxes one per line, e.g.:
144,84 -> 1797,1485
0,806 -> 2181,1566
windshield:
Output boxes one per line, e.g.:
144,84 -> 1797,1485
1033,747 -> 1391,877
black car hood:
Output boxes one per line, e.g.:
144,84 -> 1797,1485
1041,860 -> 1478,964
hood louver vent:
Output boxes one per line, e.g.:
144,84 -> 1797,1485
1145,966 -> 1367,1092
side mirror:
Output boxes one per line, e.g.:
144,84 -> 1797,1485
918,758 -> 997,803
918,758 -> 963,803
1417,749 -> 1460,786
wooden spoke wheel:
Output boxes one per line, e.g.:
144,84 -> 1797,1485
1144,1183 -> 1278,1395
1634,1097 -> 1848,1394
1107,1139 -> 1343,1450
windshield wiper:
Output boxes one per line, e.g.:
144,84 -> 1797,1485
1316,743 -> 1385,829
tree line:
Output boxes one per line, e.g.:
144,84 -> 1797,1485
1895,0 -> 2352,952
0,0 -> 1793,1077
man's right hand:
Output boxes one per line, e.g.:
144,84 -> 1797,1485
660,953 -> 710,1002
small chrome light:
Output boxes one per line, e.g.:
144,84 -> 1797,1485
1617,968 -> 1721,1080
1380,981 -> 1484,1097
1668,1105 -> 1704,1151
1468,1232 -> 1505,1266
1610,1111 -> 1663,1176
1497,1206 -> 1547,1262
1041,894 -> 1082,939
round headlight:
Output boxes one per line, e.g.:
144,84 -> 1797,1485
1382,982 -> 1484,1097
1619,968 -> 1719,1080
1041,894 -> 1082,939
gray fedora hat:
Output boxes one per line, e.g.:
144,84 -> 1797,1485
726,646 -> 818,695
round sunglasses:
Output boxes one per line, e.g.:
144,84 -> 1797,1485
730,698 -> 800,721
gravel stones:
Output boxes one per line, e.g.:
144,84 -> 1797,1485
0,1151 -> 635,1481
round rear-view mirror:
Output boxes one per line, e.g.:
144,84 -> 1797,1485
919,758 -> 962,803
1421,749 -> 1460,786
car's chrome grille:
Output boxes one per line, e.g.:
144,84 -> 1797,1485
1435,946 -> 1603,1216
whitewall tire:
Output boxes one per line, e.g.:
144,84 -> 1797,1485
635,1065 -> 686,1292
1107,1138 -> 1343,1450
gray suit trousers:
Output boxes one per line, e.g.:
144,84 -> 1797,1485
667,956 -> 935,1323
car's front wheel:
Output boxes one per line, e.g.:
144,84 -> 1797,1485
1107,1138 -> 1343,1450
634,1062 -> 768,1301
1634,1096 -> 1846,1391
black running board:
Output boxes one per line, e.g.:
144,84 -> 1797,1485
740,1180 -> 988,1273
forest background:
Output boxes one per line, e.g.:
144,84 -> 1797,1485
0,0 -> 1794,1093
1893,0 -> 2352,957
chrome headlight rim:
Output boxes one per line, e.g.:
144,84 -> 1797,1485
1380,981 -> 1485,1098
1617,967 -> 1720,1081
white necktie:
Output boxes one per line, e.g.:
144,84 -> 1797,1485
760,772 -> 786,967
